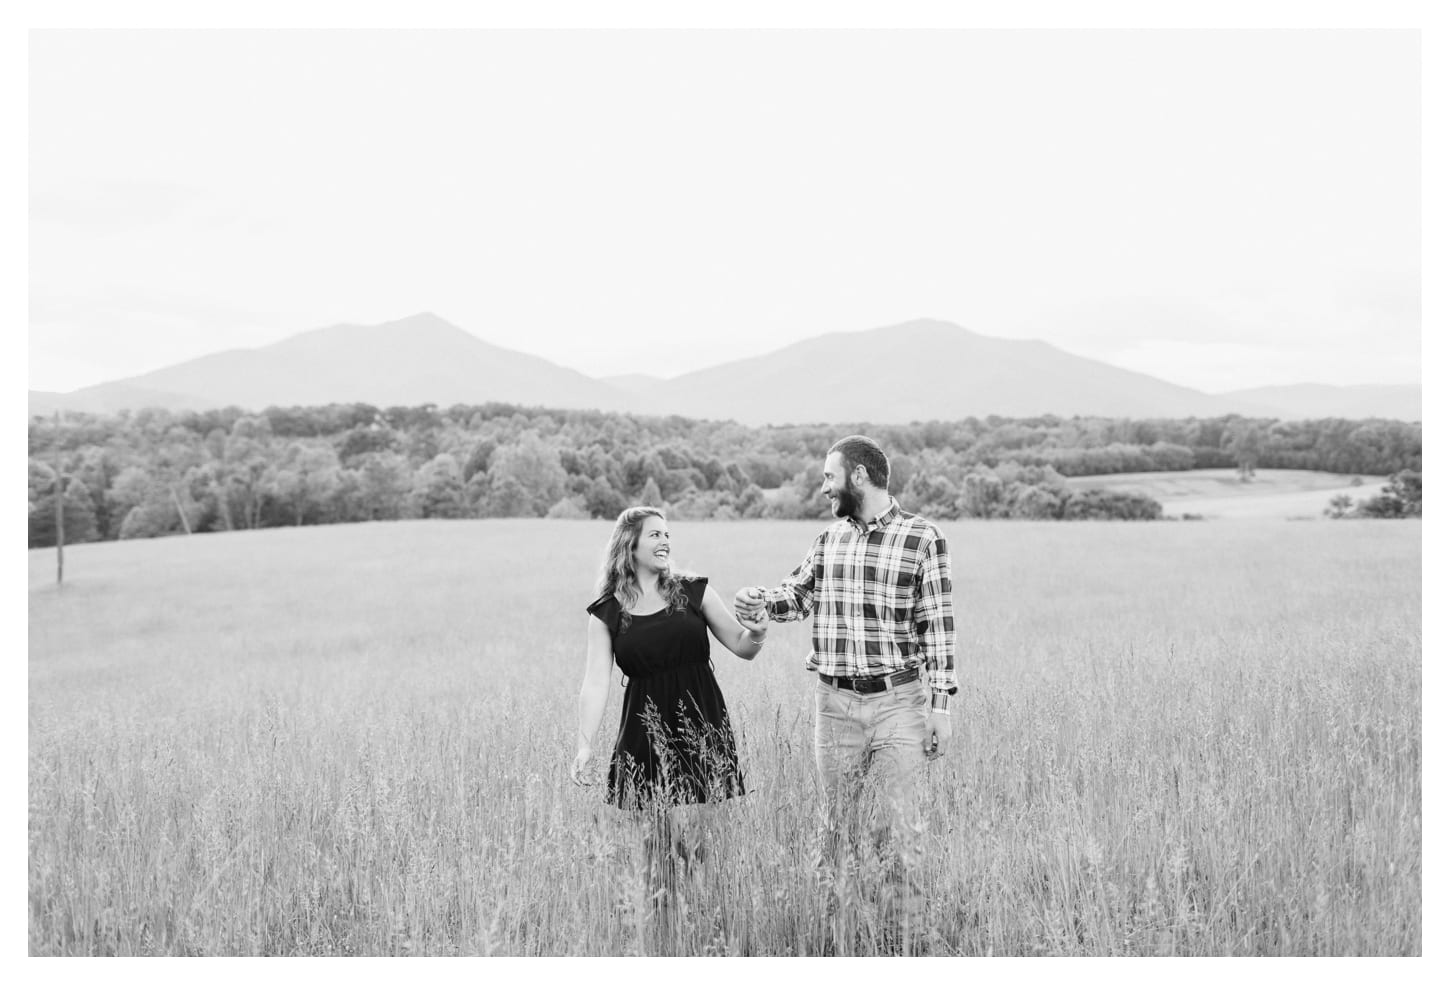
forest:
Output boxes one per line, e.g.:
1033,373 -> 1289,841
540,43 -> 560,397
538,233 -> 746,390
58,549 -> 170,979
27,402 -> 1423,546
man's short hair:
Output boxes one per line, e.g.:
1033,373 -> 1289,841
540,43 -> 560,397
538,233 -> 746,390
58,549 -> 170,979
829,435 -> 890,490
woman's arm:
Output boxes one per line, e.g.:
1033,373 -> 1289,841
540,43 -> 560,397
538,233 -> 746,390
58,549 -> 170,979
571,614 -> 614,784
701,584 -> 768,660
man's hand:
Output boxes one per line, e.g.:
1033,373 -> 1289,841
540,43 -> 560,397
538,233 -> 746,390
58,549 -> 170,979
923,711 -> 951,760
734,586 -> 765,623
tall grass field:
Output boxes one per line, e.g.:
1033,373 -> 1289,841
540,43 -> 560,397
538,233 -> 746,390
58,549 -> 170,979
28,518 -> 1421,955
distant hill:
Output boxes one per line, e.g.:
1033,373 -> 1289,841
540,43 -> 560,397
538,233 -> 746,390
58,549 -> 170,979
28,313 -> 636,416
1217,384 -> 1421,422
28,383 -> 217,416
28,314 -> 1421,424
617,319 -> 1262,424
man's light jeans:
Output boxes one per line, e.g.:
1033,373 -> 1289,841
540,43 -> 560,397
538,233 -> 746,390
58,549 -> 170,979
813,674 -> 931,950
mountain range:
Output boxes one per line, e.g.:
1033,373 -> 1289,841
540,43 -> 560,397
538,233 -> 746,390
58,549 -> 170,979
28,313 -> 1422,425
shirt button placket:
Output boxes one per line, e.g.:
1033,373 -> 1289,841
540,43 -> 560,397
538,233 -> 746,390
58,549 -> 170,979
853,529 -> 868,677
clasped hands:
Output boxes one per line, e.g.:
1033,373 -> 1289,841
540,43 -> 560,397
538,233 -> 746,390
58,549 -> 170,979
734,586 -> 769,634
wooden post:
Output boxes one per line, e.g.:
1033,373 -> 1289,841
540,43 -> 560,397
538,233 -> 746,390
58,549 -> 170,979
53,411 -> 64,587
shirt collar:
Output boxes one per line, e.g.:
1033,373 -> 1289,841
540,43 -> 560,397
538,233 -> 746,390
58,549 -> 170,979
849,497 -> 902,533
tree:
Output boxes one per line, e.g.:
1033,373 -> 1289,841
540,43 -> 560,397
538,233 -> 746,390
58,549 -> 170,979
68,445 -> 124,538
735,484 -> 768,519
118,500 -> 180,539
461,439 -> 497,484
771,466 -> 829,519
1324,494 -> 1355,519
481,474 -> 534,518
354,451 -> 414,521
105,459 -> 200,540
273,443 -> 343,525
545,496 -> 590,519
410,453 -> 467,519
1061,489 -> 1163,520
582,475 -> 627,520
1355,470 -> 1422,518
1386,470 -> 1422,516
958,468 -> 1007,518
1145,442 -> 1196,472
1223,422 -> 1266,480
186,461 -> 236,533
152,428 -> 209,534
485,432 -> 567,516
29,475 -> 99,547
338,424 -> 401,462
671,488 -> 730,520
106,466 -> 161,538
660,467 -> 706,501
222,415 -> 276,529
1008,483 -> 1062,519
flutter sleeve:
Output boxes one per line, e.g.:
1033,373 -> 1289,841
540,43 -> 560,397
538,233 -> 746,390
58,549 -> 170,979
681,575 -> 709,617
586,593 -> 620,638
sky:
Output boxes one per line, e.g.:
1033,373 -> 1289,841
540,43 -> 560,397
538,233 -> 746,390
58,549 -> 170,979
28,28 -> 1422,395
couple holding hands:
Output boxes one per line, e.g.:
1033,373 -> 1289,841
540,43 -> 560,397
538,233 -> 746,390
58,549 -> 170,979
571,434 -> 956,943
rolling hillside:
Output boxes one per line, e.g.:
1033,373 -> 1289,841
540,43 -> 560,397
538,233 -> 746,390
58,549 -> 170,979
29,314 -> 1421,423
30,313 -> 637,416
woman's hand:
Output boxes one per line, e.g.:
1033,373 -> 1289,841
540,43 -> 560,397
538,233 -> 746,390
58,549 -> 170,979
736,611 -> 767,660
702,584 -> 769,659
738,607 -> 769,635
571,741 -> 594,786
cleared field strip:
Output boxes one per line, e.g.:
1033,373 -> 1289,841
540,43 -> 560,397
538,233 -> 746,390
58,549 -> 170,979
1066,469 -> 1388,519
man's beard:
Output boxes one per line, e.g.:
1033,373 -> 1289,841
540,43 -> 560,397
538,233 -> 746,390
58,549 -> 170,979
833,481 -> 861,518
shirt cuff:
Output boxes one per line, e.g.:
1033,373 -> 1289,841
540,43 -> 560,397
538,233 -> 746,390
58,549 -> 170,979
759,587 -> 792,618
926,673 -> 958,697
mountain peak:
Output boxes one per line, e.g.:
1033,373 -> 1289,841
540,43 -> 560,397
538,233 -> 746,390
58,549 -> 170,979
288,311 -> 468,347
369,311 -> 469,336
385,311 -> 453,329
867,318 -> 974,340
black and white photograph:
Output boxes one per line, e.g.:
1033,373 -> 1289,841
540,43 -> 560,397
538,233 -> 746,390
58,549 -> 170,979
23,12 -> 1430,963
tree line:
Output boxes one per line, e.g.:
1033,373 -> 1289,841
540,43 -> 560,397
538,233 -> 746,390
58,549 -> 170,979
1324,471 -> 1423,520
26,402 -> 1423,546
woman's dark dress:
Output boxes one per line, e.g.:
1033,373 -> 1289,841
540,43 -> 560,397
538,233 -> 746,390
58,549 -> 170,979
586,576 -> 746,810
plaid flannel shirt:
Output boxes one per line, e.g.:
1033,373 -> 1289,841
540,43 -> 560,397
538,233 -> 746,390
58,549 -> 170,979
760,499 -> 957,697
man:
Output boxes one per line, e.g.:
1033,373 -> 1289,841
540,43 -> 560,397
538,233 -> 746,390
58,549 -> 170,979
735,434 -> 956,950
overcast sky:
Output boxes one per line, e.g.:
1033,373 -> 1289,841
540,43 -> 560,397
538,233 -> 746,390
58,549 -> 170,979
28,29 -> 1420,394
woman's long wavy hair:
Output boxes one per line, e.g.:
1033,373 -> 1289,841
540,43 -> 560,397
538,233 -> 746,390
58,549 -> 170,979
597,506 -> 688,630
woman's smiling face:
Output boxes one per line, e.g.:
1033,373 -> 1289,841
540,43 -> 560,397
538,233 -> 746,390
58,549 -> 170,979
632,514 -> 671,577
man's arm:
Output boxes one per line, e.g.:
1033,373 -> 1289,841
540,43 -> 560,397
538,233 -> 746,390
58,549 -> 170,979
738,534 -> 822,623
915,530 -> 956,760
914,530 -> 957,705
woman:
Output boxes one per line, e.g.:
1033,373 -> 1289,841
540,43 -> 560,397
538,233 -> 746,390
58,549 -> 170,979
571,507 -> 767,941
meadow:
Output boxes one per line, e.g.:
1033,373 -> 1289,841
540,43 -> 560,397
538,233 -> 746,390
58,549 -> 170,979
28,517 -> 1421,956
1065,468 -> 1386,520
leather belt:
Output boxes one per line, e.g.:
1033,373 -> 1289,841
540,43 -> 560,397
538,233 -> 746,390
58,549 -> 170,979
818,666 -> 920,694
